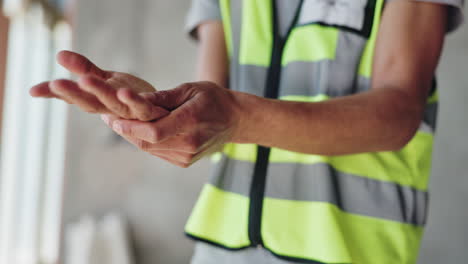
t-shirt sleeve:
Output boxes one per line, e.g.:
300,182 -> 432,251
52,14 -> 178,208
185,0 -> 222,40
386,0 -> 465,33
421,0 -> 464,33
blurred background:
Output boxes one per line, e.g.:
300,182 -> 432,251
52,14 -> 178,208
0,0 -> 466,263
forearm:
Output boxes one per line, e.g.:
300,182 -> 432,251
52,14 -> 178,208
195,21 -> 229,87
231,87 -> 425,155
229,1 -> 448,156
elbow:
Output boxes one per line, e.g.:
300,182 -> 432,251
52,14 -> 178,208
386,124 -> 418,151
373,87 -> 426,152
381,112 -> 422,152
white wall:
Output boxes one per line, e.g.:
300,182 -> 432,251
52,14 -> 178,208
65,1 -> 468,263
418,7 -> 468,263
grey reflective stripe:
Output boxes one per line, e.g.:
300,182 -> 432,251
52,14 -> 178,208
210,155 -> 428,226
239,61 -> 355,97
210,154 -> 254,196
279,61 -> 330,97
325,31 -> 367,96
355,74 -> 371,93
237,62 -> 437,133
265,161 -> 428,226
232,7 -> 366,98
230,0 -> 242,61
279,31 -> 366,97
228,0 -> 242,91
237,64 -> 268,96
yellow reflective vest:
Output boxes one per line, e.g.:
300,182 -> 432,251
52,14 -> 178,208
186,0 -> 437,263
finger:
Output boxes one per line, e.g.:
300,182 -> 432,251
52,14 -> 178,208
139,133 -> 208,153
151,153 -> 191,168
111,113 -> 192,144
161,141 -> 221,167
121,132 -> 202,167
102,116 -> 149,148
102,115 -> 192,168
102,114 -> 194,152
105,119 -> 189,166
151,144 -> 215,166
148,149 -> 196,165
78,76 -> 133,118
143,105 -> 197,142
141,83 -> 194,110
30,82 -> 55,98
117,88 -> 169,121
110,119 -> 159,143
57,50 -> 110,79
139,136 -> 191,152
30,82 -> 75,104
50,79 -> 111,114
101,114 -> 120,127
190,142 -> 223,163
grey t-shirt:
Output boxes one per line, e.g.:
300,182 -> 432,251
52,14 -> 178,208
387,0 -> 465,32
185,0 -> 465,38
185,0 -> 303,37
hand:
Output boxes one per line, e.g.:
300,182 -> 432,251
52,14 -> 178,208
102,81 -> 242,168
30,50 -> 168,121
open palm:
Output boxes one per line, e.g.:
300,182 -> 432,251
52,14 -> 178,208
30,51 -> 168,121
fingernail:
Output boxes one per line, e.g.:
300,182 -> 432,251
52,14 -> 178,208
101,115 -> 110,126
113,122 -> 123,134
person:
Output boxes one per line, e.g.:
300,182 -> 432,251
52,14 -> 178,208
31,0 -> 464,263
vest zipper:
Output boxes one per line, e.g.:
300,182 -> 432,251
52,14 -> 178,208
247,0 -> 304,247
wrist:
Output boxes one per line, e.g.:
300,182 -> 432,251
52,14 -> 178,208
229,90 -> 268,144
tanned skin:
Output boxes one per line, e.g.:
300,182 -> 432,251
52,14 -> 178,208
30,1 -> 447,167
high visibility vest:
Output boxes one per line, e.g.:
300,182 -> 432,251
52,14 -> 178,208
185,0 -> 437,263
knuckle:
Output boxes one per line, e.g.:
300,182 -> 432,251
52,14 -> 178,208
118,113 -> 132,120
179,109 -> 200,125
151,152 -> 165,160
184,136 -> 201,153
177,82 -> 197,95
136,140 -> 150,151
156,91 -> 169,101
148,128 -> 160,143
110,104 -> 127,115
137,110 -> 154,122
181,153 -> 195,164
83,106 -> 99,114
179,82 -> 193,90
140,92 -> 156,101
83,60 -> 93,73
189,112 -> 201,124
179,162 -> 191,169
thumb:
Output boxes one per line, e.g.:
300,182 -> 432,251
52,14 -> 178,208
140,83 -> 196,110
57,50 -> 110,79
